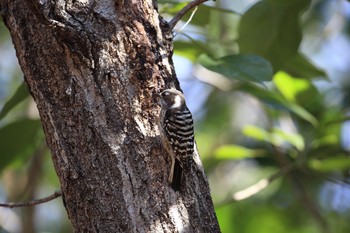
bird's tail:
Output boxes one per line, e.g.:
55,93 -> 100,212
171,158 -> 183,191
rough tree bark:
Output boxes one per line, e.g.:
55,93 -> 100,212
0,0 -> 220,232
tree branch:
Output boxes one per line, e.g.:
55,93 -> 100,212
173,6 -> 198,37
215,163 -> 295,208
2,0 -> 220,230
232,163 -> 294,201
0,190 -> 62,208
169,0 -> 210,30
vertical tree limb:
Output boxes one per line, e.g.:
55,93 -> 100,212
0,0 -> 220,232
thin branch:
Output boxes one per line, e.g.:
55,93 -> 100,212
169,0 -> 209,30
0,190 -> 62,208
232,163 -> 295,201
173,6 -> 198,37
215,164 -> 295,208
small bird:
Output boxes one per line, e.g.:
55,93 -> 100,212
156,88 -> 195,190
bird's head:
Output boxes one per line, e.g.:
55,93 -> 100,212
155,88 -> 185,110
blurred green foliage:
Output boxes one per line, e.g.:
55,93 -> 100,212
161,0 -> 350,232
1,0 -> 350,232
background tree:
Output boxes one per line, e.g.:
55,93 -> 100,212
1,0 -> 350,232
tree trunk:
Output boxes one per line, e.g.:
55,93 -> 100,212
0,0 -> 220,232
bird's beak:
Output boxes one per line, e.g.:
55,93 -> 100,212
153,93 -> 161,98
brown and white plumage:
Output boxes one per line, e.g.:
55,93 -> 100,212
157,88 -> 194,190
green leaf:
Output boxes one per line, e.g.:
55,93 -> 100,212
215,145 -> 265,160
274,72 -> 311,102
272,128 -> 304,151
198,54 -> 273,84
0,119 -> 43,172
283,53 -> 327,79
239,83 -> 318,126
243,125 -> 304,151
0,82 -> 30,120
242,125 -> 269,141
238,0 -> 311,71
274,72 -> 323,114
309,156 -> 350,172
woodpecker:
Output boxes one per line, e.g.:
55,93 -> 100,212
156,88 -> 194,190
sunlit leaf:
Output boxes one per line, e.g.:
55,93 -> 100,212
215,145 -> 265,160
0,119 -> 43,172
243,125 -> 304,151
242,125 -> 269,141
274,72 -> 311,102
272,129 -> 304,151
309,156 -> 350,172
311,135 -> 339,149
198,54 -> 273,84
274,72 -> 323,114
0,82 -> 30,120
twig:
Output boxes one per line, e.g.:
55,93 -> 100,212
232,163 -> 295,201
215,163 -> 295,208
0,190 -> 62,208
169,0 -> 210,30
173,6 -> 198,37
